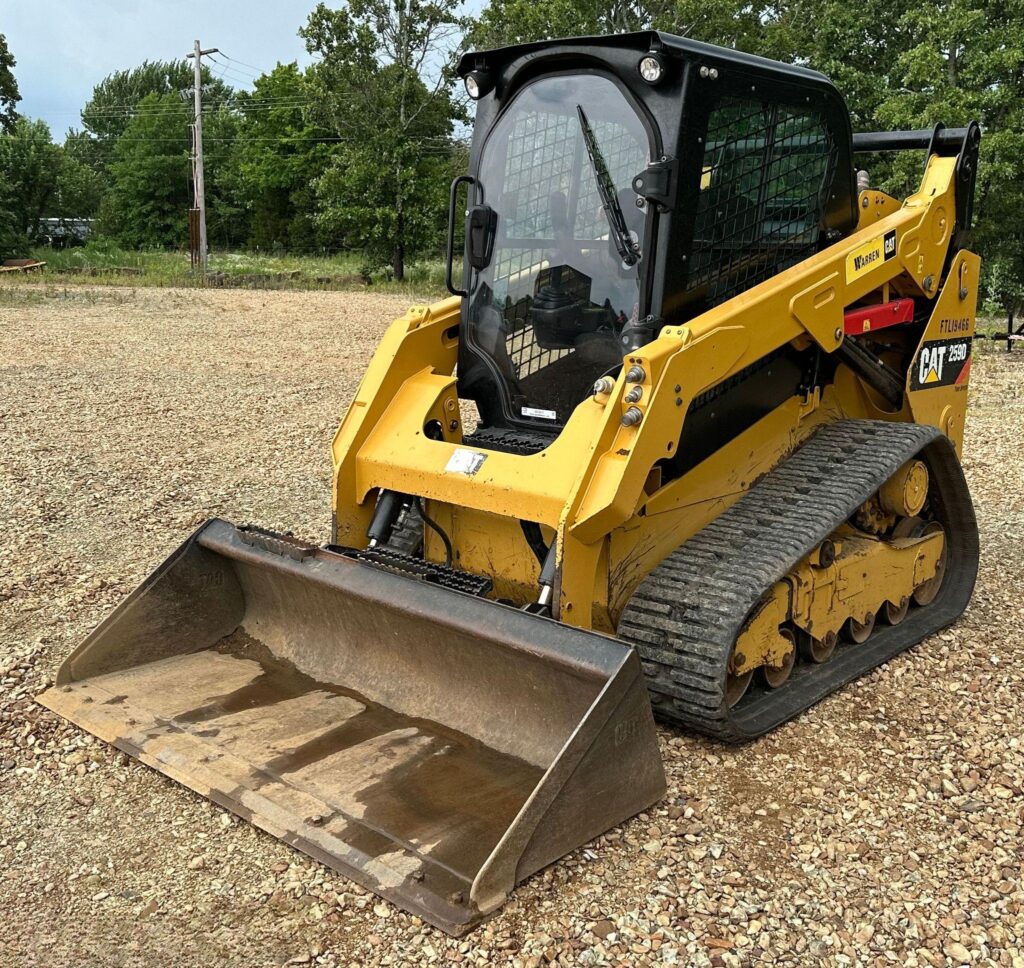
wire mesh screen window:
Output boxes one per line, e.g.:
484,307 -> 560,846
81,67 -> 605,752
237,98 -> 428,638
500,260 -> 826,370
495,110 -> 646,380
502,112 -> 577,239
690,96 -> 837,307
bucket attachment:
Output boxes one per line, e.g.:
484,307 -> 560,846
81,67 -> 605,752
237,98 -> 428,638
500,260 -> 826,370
38,519 -> 665,935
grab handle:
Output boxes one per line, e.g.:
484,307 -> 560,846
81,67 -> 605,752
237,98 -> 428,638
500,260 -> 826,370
446,175 -> 475,297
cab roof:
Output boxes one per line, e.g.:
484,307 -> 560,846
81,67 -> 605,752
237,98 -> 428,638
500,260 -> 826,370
457,30 -> 834,91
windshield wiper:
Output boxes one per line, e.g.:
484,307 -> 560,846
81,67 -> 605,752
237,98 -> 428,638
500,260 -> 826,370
576,104 -> 640,267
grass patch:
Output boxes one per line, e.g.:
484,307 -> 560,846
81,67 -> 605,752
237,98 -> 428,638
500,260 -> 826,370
0,286 -> 49,307
14,243 -> 448,297
976,313 -> 1020,338
0,285 -> 137,309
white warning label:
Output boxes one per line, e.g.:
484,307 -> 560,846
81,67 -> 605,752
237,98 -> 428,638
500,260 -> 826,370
444,448 -> 488,476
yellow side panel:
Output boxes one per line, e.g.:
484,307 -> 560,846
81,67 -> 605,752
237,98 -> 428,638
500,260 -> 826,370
856,189 -> 902,228
424,505 -> 549,604
905,250 -> 979,453
331,299 -> 461,544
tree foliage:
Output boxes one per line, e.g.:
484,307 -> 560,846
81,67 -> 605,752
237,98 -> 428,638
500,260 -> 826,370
982,255 -> 1024,328
0,32 -> 20,255
98,94 -> 192,247
0,119 -> 63,238
81,60 -> 232,171
468,0 -> 665,47
773,0 -> 1024,302
468,0 -> 782,53
0,117 -> 108,256
98,91 -> 245,249
881,0 -> 1024,297
60,132 -> 108,217
0,33 -> 19,134
230,64 -> 337,252
301,0 -> 467,278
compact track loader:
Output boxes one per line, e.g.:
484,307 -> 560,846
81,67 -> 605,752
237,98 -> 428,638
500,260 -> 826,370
40,32 -> 981,934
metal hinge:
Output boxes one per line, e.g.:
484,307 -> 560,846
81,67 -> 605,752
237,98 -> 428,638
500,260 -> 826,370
632,157 -> 678,212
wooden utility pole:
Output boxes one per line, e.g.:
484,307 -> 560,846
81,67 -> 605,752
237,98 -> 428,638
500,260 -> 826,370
187,40 -> 218,273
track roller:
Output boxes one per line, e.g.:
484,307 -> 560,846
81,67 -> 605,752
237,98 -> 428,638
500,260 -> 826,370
799,629 -> 838,663
845,610 -> 877,643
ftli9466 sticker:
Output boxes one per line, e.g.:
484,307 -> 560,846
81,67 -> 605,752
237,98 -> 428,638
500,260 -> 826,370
910,336 -> 972,391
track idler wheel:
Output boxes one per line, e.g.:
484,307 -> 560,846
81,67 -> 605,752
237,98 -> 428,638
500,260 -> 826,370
912,521 -> 948,606
883,596 -> 910,625
893,516 -> 948,606
725,669 -> 753,708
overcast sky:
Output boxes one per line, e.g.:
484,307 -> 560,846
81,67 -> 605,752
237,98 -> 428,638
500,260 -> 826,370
2,1 -> 319,136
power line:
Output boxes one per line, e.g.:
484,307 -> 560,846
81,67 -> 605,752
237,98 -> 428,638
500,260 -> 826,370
72,104 -> 312,122
54,101 -> 317,128
219,53 -> 271,76
48,86 -> 464,121
3,129 -> 462,148
71,96 -> 318,118
206,55 -> 260,86
209,54 -> 262,81
208,58 -> 233,86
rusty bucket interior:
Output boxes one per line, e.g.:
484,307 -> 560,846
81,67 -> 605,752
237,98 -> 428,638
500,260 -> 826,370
37,518 -> 665,934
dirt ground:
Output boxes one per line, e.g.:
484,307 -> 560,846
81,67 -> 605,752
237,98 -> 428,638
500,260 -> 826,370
1,285 -> 1022,968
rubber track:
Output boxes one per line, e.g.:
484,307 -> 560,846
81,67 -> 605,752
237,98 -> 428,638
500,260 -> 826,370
618,419 -> 979,742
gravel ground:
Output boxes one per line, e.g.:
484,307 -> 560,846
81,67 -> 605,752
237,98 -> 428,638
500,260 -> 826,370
1,285 -> 1022,968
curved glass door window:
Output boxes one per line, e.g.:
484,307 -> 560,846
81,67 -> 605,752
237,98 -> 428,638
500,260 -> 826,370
467,74 -> 651,427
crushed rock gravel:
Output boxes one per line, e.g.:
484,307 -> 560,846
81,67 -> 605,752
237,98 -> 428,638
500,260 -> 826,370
1,285 -> 1022,967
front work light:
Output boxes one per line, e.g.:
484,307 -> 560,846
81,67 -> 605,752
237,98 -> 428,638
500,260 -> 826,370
638,55 -> 665,84
464,70 -> 494,99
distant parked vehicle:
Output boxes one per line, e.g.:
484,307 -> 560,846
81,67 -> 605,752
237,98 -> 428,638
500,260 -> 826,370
36,218 -> 94,249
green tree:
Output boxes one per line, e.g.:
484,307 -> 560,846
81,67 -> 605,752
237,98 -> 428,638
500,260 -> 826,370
469,0 -> 667,46
60,61 -> 237,243
98,93 -> 192,247
872,0 -> 1024,286
81,60 -> 233,170
763,0 -> 914,129
301,0 -> 467,278
0,33 -> 19,134
59,132 -> 107,217
468,0 -> 789,61
201,104 -> 249,248
0,121 -> 112,253
230,63 -> 337,252
97,87 -> 247,250
0,118 -> 64,240
983,255 -> 1024,337
0,33 -> 21,255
